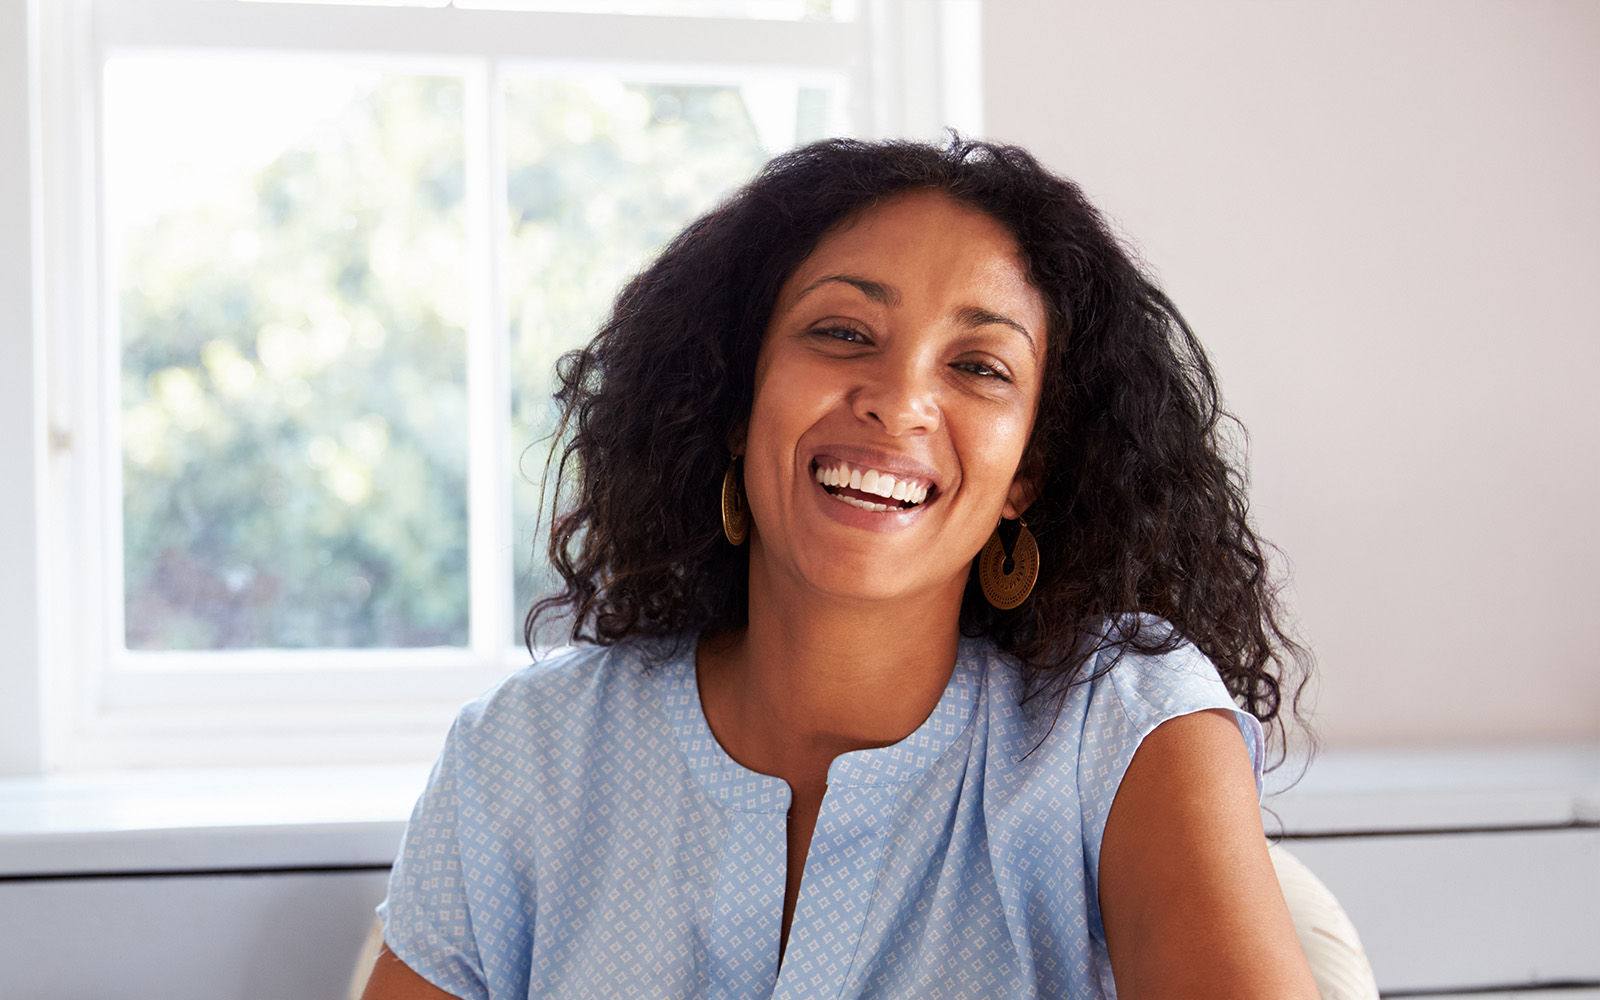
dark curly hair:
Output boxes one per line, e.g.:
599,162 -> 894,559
527,135 -> 1310,751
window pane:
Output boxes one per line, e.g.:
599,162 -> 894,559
108,56 -> 471,650
505,75 -> 845,628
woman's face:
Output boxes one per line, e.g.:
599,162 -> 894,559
740,189 -> 1048,607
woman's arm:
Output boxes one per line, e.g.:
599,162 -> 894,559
360,944 -> 463,1000
1098,709 -> 1317,999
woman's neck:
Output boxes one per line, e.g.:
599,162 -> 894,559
695,563 -> 966,794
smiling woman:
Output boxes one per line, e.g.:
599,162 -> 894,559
364,137 -> 1318,999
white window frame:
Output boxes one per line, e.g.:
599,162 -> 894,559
7,0 -> 982,774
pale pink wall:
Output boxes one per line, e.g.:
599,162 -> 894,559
983,0 -> 1600,747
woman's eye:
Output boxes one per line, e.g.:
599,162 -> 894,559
953,359 -> 1013,382
814,325 -> 871,345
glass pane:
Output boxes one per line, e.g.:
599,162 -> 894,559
505,75 -> 846,629
108,55 -> 470,650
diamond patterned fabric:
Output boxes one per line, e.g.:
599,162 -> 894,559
380,623 -> 1262,999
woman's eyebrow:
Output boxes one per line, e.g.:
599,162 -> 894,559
958,305 -> 1035,350
796,274 -> 900,307
794,276 -> 1035,350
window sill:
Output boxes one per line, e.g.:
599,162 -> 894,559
0,763 -> 430,877
1263,743 -> 1600,837
0,746 -> 1595,878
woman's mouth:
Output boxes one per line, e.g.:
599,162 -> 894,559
812,460 -> 934,513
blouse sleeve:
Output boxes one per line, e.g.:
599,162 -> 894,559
1075,637 -> 1266,942
377,719 -> 491,1000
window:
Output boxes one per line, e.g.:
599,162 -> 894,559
20,0 -> 981,771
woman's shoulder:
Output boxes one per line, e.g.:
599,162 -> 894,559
978,615 -> 1232,722
1081,614 -> 1246,730
973,616 -> 1265,932
975,614 -> 1262,788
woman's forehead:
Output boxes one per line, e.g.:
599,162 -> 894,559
776,190 -> 1044,330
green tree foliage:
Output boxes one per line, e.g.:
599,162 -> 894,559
121,74 -> 470,649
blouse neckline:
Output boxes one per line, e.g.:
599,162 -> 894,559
661,636 -> 987,814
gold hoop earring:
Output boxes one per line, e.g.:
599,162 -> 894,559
978,518 -> 1038,610
721,457 -> 749,546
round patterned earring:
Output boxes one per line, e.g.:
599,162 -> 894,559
977,518 -> 1038,610
721,456 -> 749,546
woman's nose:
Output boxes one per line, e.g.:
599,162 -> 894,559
850,362 -> 940,436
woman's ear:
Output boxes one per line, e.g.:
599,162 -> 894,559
725,422 -> 747,457
1002,447 -> 1043,520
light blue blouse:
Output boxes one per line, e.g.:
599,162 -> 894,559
380,628 -> 1262,999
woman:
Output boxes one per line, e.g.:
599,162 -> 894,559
365,137 -> 1316,999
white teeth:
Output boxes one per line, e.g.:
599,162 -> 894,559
836,494 -> 892,512
814,460 -> 932,508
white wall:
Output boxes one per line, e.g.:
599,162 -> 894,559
983,0 -> 1600,748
